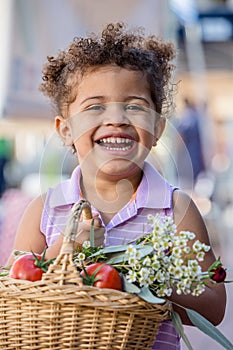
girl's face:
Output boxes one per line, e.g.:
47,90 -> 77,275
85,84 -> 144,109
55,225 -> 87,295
56,65 -> 165,180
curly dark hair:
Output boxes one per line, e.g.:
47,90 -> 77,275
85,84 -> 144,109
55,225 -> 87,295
39,22 -> 176,118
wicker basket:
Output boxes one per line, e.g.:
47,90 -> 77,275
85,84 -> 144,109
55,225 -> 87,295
0,200 -> 171,350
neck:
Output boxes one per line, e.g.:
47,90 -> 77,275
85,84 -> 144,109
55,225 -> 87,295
80,168 -> 143,220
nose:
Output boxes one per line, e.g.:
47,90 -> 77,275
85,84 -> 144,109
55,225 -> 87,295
102,103 -> 130,126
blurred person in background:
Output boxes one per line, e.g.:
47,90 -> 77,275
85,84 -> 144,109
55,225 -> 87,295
175,97 -> 206,185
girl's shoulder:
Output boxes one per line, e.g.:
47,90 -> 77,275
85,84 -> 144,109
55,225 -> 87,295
172,189 -> 209,241
29,192 -> 47,211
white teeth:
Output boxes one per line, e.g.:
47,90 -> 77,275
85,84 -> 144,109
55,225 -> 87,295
105,146 -> 131,151
99,137 -> 132,144
97,137 -> 133,151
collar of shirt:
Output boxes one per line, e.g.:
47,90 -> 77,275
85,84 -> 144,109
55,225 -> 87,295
49,162 -> 173,212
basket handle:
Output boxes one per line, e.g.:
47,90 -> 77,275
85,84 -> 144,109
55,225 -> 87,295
42,199 -> 92,285
63,199 -> 92,243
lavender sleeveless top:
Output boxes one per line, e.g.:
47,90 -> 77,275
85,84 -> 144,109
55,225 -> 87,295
41,162 -> 180,349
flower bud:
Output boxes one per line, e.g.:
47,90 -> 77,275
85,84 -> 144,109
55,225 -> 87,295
211,266 -> 226,283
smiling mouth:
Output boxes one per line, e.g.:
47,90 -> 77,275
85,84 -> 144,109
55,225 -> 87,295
96,137 -> 133,151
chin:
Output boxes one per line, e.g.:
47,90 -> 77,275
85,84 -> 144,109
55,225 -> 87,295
99,161 -> 142,178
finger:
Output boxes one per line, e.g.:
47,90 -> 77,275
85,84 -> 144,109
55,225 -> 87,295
81,212 -> 102,228
81,212 -> 99,221
93,227 -> 106,246
82,206 -> 92,220
77,218 -> 103,231
92,217 -> 102,227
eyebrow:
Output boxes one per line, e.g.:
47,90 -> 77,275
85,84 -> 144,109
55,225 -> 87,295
80,95 -> 151,106
125,96 -> 150,106
80,96 -> 104,105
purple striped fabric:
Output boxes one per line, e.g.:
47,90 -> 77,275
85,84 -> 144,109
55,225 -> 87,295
41,162 -> 180,349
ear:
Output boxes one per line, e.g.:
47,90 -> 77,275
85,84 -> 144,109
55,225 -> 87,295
55,116 -> 73,146
153,117 -> 166,146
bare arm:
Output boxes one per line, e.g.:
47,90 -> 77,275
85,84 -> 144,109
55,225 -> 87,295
6,194 -> 105,266
6,195 -> 47,266
170,189 -> 226,326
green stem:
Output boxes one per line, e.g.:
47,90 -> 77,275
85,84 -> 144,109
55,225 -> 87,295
90,220 -> 95,248
0,271 -> 9,276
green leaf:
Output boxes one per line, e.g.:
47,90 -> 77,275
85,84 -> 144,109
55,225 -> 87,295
105,251 -> 128,264
137,286 -> 165,304
121,274 -> 141,293
136,245 -> 154,259
208,257 -> 222,272
90,245 -> 129,257
171,311 -> 193,350
90,244 -> 153,257
186,308 -> 233,350
90,244 -> 154,264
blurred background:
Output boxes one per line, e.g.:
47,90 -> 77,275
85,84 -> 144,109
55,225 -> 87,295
0,0 -> 232,348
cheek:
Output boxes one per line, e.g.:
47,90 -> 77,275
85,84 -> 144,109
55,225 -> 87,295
137,125 -> 156,146
132,114 -> 157,138
73,133 -> 92,156
69,116 -> 97,144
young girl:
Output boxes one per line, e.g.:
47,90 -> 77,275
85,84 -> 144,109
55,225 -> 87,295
7,22 -> 226,349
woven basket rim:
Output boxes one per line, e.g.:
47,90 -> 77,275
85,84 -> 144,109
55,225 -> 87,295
0,275 -> 171,314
